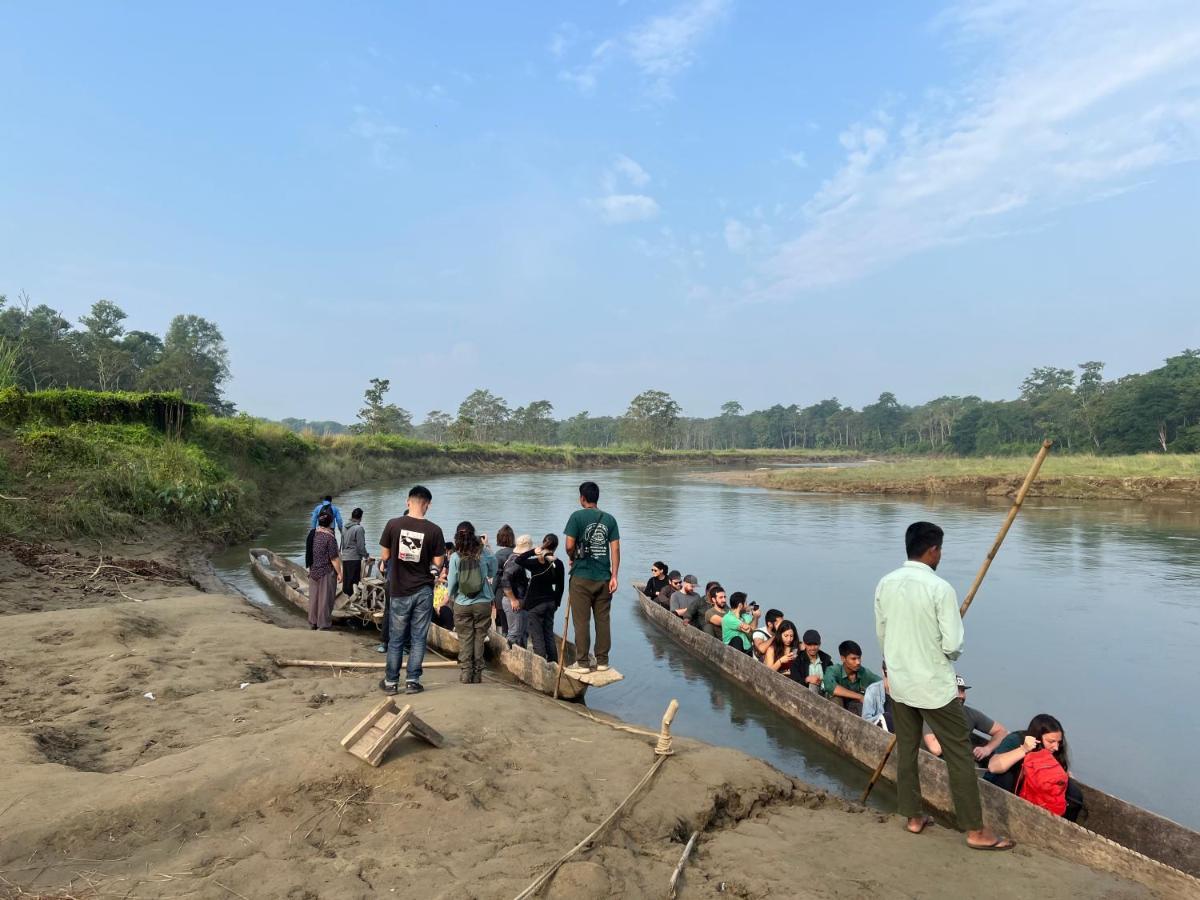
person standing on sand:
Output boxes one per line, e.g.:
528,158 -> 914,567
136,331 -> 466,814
307,509 -> 342,630
447,521 -> 497,684
874,521 -> 1015,851
378,486 -> 445,696
563,481 -> 620,674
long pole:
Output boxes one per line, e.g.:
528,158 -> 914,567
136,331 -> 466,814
860,439 -> 1053,804
552,600 -> 573,700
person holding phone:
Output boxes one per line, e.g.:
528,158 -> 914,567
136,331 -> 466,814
764,619 -> 800,676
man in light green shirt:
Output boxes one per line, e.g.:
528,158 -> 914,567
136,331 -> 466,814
874,521 -> 1014,852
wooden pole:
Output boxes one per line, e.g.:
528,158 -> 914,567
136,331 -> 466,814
552,600 -> 574,700
276,658 -> 458,669
860,439 -> 1053,804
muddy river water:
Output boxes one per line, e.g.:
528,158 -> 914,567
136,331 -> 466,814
212,466 -> 1200,829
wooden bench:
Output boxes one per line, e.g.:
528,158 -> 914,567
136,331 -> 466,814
340,698 -> 443,767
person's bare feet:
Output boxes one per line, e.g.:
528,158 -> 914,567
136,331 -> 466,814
905,815 -> 935,834
966,827 -> 1015,851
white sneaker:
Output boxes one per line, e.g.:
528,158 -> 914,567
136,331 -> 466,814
596,664 -> 611,672
565,662 -> 593,676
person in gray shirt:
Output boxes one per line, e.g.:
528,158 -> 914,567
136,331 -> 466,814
340,507 -> 369,600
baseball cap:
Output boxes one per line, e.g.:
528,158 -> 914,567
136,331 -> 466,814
682,574 -> 698,585
802,629 -> 821,645
956,674 -> 971,690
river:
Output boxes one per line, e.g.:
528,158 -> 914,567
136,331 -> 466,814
211,466 -> 1200,829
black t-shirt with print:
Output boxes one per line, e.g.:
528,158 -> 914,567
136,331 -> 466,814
379,515 -> 445,597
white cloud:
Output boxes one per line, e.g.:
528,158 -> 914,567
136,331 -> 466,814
556,0 -> 731,99
754,0 -> 1200,299
594,194 -> 661,224
350,105 -> 406,170
613,154 -> 651,188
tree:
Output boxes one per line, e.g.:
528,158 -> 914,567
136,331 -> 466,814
79,300 -> 131,391
455,389 -> 509,442
140,314 -> 233,414
419,410 -> 453,443
620,389 -> 681,447
353,378 -> 413,435
510,399 -> 556,444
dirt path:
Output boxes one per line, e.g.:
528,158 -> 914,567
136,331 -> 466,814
0,543 -> 1176,899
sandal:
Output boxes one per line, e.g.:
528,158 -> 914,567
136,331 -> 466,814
905,815 -> 935,834
968,837 -> 1016,851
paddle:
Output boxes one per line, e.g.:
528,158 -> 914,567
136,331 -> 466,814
860,438 -> 1053,804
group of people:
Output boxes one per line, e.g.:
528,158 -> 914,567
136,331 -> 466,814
304,481 -> 620,694
646,519 -> 1083,841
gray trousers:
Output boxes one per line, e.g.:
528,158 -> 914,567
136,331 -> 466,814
453,601 -> 490,674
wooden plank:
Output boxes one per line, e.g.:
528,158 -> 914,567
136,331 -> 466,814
340,698 -> 394,749
406,714 -> 445,748
362,707 -> 414,766
573,668 -> 624,688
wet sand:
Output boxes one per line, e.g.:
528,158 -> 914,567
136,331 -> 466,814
0,540 -> 1170,899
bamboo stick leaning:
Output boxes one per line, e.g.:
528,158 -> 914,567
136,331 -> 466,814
860,438 -> 1053,804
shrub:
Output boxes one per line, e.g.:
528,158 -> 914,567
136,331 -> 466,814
0,388 -> 204,434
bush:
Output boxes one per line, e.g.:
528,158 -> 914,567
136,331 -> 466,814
0,387 -> 204,434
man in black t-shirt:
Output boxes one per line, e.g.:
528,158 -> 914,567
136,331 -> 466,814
378,485 -> 445,695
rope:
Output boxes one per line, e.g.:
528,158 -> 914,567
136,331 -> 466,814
512,753 -> 670,900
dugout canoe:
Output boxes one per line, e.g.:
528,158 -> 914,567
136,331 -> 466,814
248,548 -> 606,700
633,583 -> 1200,893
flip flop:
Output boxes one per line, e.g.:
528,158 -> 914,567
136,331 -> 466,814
968,837 -> 1016,851
905,816 -> 935,834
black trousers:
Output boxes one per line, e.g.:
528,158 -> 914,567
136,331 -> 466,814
527,602 -> 559,663
341,559 -> 362,597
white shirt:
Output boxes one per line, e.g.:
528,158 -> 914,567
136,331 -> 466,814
874,560 -> 963,710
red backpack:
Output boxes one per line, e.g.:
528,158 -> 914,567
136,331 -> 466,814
1017,748 -> 1068,816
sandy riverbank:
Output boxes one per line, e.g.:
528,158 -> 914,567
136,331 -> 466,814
0,541 -> 1170,899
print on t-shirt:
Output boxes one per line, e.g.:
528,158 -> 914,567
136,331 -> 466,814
580,520 -> 610,562
398,529 -> 425,563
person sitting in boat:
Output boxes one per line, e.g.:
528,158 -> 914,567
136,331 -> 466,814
822,640 -> 881,715
432,541 -> 454,630
721,592 -> 757,654
861,659 -> 895,731
923,675 -> 1008,765
671,574 -> 702,620
515,533 -> 566,662
790,629 -> 833,694
655,569 -> 682,609
752,608 -> 783,660
984,713 -> 1084,822
699,584 -> 728,640
643,561 -> 670,602
763,619 -> 800,676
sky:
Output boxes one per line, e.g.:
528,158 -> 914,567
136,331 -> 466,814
1,0 -> 1198,424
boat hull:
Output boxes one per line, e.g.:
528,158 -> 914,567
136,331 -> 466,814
633,584 -> 1199,890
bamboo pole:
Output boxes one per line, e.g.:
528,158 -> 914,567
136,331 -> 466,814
276,658 -> 458,669
860,439 -> 1053,804
552,601 -> 574,700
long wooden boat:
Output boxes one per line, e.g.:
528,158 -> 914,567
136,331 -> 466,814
633,583 -> 1199,894
248,548 -> 610,700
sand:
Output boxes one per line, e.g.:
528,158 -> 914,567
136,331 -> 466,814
0,539 -> 1169,899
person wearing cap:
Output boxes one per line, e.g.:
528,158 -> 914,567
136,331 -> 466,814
923,675 -> 1008,765
654,569 -> 682,609
791,629 -> 833,694
875,520 -> 1014,851
672,575 -> 704,622
500,534 -> 533,648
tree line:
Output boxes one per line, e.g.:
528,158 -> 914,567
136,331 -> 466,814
0,293 -> 233,414
340,350 -> 1200,454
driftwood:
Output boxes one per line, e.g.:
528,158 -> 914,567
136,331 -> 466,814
668,830 -> 700,899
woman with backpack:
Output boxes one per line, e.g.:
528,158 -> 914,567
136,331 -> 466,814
447,521 -> 498,684
514,533 -> 566,662
984,713 -> 1084,822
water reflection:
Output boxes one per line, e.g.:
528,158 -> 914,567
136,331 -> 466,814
211,467 -> 1198,828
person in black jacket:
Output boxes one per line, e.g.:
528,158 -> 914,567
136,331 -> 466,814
642,561 -> 670,601
791,629 -> 834,695
515,533 -> 566,662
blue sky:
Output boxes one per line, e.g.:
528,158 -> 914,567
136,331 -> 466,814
1,1 -> 1198,423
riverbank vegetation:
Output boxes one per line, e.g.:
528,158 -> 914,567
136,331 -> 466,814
703,453 -> 1200,501
0,388 -> 842,542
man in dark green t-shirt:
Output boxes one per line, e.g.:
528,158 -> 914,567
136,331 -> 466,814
563,480 -> 620,673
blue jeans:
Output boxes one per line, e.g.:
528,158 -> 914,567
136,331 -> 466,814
502,594 -> 527,647
386,585 -> 434,684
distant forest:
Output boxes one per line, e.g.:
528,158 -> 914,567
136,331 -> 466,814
307,353 -> 1200,455
3,293 -> 1195,455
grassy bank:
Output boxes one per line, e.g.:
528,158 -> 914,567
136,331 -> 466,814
0,392 -> 854,542
699,454 -> 1200,501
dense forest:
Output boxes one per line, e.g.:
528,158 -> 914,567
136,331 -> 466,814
0,294 -> 233,414
348,354 -> 1200,455
3,293 -> 1196,455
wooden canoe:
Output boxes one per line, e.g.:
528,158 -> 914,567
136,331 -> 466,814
633,583 -> 1199,893
248,548 -> 599,700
